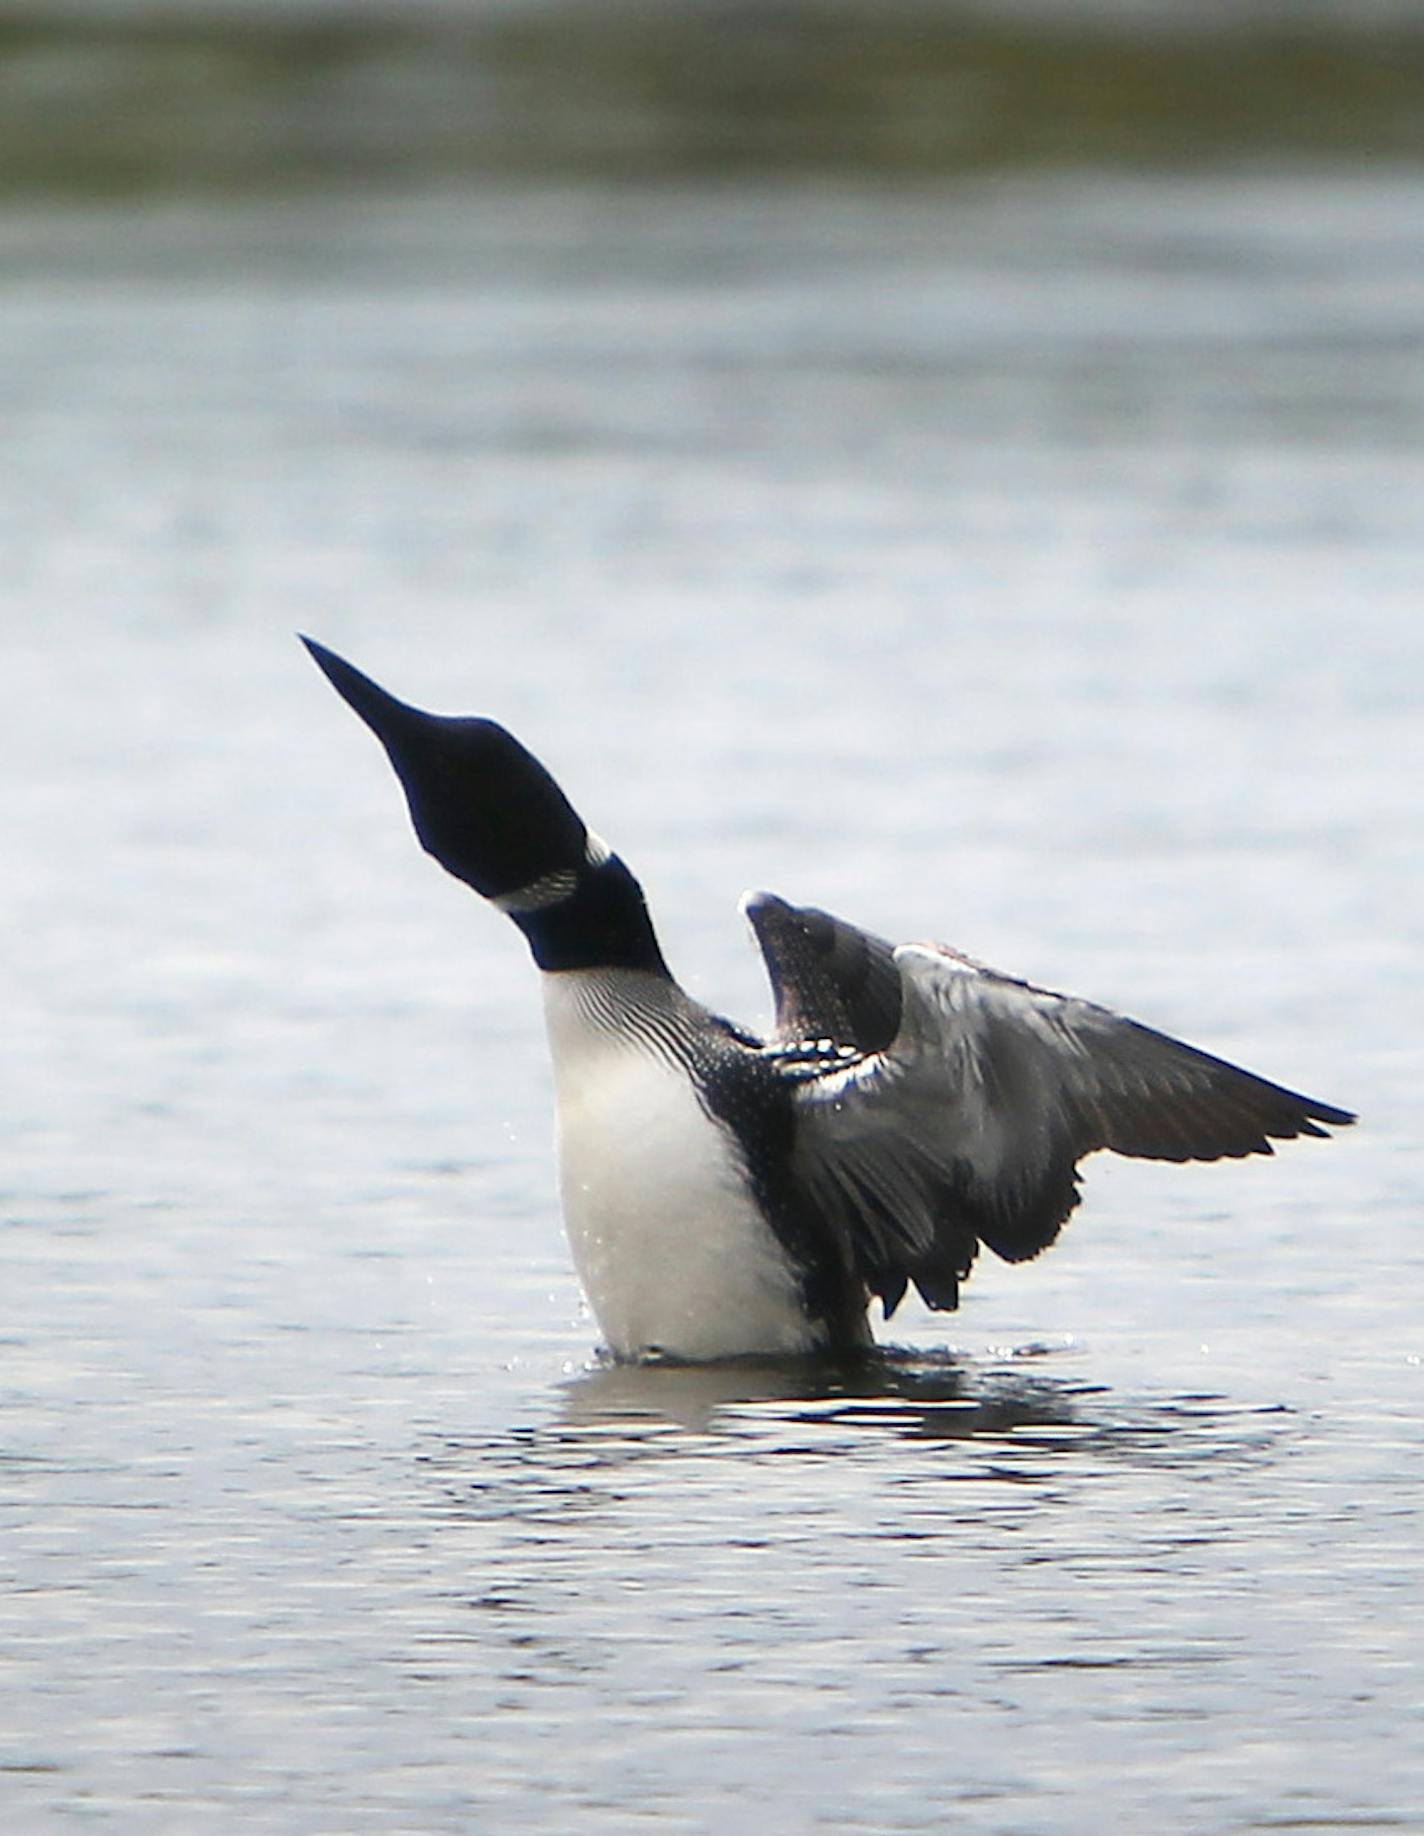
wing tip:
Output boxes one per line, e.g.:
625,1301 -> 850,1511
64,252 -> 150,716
739,888 -> 781,922
1303,1101 -> 1357,1130
1263,1095 -> 1357,1143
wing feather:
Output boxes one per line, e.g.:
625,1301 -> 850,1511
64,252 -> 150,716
743,891 -> 902,1053
755,914 -> 1354,1315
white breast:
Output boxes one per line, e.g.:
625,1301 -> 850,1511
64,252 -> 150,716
540,972 -> 818,1362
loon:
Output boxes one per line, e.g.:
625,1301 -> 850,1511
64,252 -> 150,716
302,638 -> 1355,1364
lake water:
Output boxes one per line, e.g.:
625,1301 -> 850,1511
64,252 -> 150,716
2,170 -> 1421,1831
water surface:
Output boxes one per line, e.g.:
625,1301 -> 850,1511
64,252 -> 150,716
2,171 -> 1420,1831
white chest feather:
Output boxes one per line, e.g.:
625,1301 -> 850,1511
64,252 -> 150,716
540,973 -> 817,1362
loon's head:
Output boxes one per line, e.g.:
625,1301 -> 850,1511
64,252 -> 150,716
302,638 -> 667,975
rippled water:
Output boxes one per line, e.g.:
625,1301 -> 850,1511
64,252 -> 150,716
3,173 -> 1421,1830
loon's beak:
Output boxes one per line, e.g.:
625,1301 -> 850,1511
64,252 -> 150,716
300,635 -> 428,752
300,635 -> 594,904
300,634 -> 461,867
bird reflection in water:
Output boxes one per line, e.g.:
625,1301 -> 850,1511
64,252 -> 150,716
553,1344 -> 1099,1443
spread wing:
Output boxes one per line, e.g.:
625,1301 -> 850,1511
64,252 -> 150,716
745,896 -> 1355,1317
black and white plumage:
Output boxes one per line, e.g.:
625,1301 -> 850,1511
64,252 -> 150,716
303,639 -> 1355,1364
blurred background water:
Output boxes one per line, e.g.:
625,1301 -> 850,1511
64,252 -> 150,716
2,3 -> 1422,1831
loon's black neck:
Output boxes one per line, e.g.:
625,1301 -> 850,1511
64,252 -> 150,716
508,853 -> 672,978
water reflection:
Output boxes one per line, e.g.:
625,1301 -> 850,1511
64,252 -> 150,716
418,1347 -> 1297,1542
553,1346 -> 1097,1440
